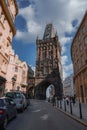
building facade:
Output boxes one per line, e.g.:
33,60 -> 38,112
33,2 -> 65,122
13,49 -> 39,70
6,49 -> 28,93
0,0 -> 18,96
63,74 -> 75,97
71,11 -> 87,103
27,66 -> 34,98
35,23 -> 63,99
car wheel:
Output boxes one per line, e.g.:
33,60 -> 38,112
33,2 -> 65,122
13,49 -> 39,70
14,109 -> 17,118
21,106 -> 24,112
2,116 -> 8,130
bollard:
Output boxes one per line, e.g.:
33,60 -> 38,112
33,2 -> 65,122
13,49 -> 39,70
60,100 -> 61,108
79,102 -> 82,119
57,100 -> 59,107
64,100 -> 66,111
60,100 -> 62,109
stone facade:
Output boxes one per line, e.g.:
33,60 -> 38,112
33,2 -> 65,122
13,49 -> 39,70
71,11 -> 87,103
63,74 -> 75,96
35,23 -> 63,98
0,0 -> 18,96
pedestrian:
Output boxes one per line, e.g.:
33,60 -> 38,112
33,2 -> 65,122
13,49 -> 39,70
72,96 -> 75,105
52,94 -> 55,106
65,96 -> 69,105
55,96 -> 57,107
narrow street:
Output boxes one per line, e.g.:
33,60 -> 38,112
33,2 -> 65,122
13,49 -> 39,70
6,99 -> 87,130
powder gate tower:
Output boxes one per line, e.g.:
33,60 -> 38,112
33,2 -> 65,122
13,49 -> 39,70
35,23 -> 63,99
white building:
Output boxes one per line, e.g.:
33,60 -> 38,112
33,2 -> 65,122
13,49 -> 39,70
63,74 -> 75,96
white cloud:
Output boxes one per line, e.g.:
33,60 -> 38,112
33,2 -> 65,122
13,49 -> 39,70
27,21 -> 42,35
62,55 -> 68,65
15,0 -> 86,79
16,0 -> 87,44
19,5 -> 34,20
63,63 -> 73,80
15,30 -> 36,42
60,37 -> 73,46
64,64 -> 73,72
61,55 -> 73,79
62,46 -> 67,55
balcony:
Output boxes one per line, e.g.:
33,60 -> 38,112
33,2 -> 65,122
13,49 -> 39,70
1,65 -> 7,74
21,83 -> 28,88
4,49 -> 9,57
7,36 -> 11,43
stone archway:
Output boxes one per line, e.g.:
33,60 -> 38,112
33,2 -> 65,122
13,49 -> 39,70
34,80 -> 56,100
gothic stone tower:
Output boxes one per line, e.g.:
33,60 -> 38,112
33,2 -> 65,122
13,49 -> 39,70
35,23 -> 63,99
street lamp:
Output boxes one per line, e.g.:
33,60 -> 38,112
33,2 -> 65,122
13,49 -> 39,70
11,76 -> 16,91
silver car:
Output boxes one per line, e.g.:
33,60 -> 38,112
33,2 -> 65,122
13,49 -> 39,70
5,91 -> 27,112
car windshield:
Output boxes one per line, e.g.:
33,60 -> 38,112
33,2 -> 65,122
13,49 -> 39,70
0,99 -> 4,106
6,92 -> 21,98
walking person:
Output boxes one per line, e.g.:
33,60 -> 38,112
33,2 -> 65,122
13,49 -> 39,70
52,94 -> 55,106
65,96 -> 69,105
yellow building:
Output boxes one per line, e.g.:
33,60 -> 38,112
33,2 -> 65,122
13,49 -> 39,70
71,11 -> 87,103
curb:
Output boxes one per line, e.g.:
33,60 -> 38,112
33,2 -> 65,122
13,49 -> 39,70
49,103 -> 87,127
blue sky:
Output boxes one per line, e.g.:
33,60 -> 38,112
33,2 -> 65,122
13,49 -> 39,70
12,0 -> 87,79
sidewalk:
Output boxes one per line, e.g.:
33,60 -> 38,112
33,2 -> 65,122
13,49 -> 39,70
56,106 -> 87,127
49,103 -> 87,127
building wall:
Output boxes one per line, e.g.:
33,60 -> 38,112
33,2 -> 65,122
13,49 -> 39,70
0,0 -> 18,96
63,74 -> 74,96
71,11 -> 87,103
6,49 -> 28,93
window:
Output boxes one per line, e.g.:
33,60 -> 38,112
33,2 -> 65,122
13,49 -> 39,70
78,35 -> 81,41
15,66 -> 18,72
79,44 -> 82,51
22,70 -> 25,75
82,26 -> 86,33
7,42 -> 9,47
84,36 -> 87,44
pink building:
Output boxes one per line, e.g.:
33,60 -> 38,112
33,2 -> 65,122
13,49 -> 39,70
6,49 -> 28,93
0,0 -> 18,96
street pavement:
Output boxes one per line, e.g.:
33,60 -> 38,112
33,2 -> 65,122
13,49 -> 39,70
6,99 -> 87,130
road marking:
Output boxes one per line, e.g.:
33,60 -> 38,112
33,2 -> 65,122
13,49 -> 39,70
32,109 -> 41,112
40,114 -> 48,120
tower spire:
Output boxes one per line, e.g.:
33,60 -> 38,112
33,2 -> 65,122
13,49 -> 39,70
43,23 -> 55,40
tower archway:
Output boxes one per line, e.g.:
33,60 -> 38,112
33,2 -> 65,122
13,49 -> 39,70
35,80 -> 56,100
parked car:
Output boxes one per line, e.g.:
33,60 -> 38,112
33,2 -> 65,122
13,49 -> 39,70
5,91 -> 27,112
0,97 -> 17,130
22,93 -> 30,107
